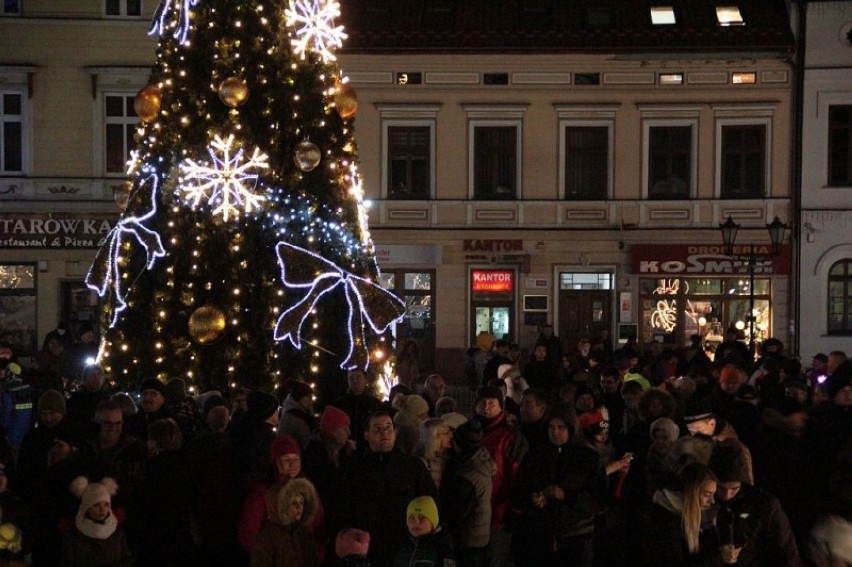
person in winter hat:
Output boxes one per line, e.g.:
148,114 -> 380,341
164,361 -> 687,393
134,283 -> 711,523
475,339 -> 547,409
251,477 -> 320,567
335,528 -> 371,566
394,495 -> 455,567
62,476 -> 132,566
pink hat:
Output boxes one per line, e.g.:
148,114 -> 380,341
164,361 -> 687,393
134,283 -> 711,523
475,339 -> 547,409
335,528 -> 370,558
320,405 -> 350,433
270,435 -> 300,462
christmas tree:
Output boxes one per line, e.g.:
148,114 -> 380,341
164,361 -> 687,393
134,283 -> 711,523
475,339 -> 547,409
86,0 -> 403,394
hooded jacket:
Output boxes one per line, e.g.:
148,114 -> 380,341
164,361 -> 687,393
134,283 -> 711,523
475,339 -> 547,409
443,446 -> 496,549
251,477 -> 319,567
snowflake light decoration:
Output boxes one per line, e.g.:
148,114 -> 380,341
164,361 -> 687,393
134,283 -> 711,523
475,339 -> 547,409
285,0 -> 348,63
86,174 -> 166,327
149,0 -> 200,46
178,134 -> 269,222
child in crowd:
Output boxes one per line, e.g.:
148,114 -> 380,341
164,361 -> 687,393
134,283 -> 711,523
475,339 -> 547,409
394,495 -> 454,567
251,477 -> 319,567
335,527 -> 371,566
62,476 -> 132,566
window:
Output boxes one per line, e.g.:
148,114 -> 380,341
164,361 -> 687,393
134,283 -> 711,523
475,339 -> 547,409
828,259 -> 852,334
105,0 -> 141,17
0,92 -> 23,174
377,104 -> 440,200
464,104 -> 526,200
379,270 -> 436,371
0,264 -> 37,356
715,6 -> 744,26
720,124 -> 766,198
647,125 -> 693,199
473,125 -> 518,200
2,0 -> 21,16
387,126 -> 431,199
564,126 -> 609,200
104,94 -> 137,175
829,105 -> 852,186
650,6 -> 676,25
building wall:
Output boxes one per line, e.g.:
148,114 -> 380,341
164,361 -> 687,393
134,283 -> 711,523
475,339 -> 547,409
799,1 -> 852,358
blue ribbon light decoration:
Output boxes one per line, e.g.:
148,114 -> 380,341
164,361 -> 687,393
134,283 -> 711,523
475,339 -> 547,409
149,0 -> 200,46
274,242 -> 404,370
86,175 -> 166,327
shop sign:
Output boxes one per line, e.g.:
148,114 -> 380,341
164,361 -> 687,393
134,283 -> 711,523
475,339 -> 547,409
463,239 -> 523,252
0,215 -> 116,249
631,245 -> 790,275
472,270 -> 514,292
374,244 -> 442,265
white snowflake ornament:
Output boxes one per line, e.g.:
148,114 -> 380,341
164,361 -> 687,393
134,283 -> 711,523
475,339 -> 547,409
285,0 -> 348,63
178,134 -> 269,222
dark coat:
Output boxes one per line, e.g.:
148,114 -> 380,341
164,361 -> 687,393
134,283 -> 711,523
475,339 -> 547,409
393,526 -> 455,567
61,526 -> 132,567
712,483 -> 800,567
511,441 -> 609,542
135,451 -> 193,566
343,448 -> 437,567
640,491 -> 724,567
442,446 -> 495,550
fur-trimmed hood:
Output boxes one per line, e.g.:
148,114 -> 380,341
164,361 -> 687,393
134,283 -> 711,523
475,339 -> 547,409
637,388 -> 676,422
265,477 -> 319,527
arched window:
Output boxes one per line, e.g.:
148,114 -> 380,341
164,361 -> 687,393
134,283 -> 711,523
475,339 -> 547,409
828,259 -> 852,334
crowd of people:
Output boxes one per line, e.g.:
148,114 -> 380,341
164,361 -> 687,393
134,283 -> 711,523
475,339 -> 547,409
0,322 -> 849,567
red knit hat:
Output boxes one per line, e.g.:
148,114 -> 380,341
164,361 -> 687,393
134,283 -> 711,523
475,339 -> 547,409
577,409 -> 609,432
320,405 -> 350,433
270,435 -> 300,462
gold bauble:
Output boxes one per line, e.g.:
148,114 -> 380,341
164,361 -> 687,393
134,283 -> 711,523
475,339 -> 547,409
134,85 -> 162,123
218,76 -> 249,108
334,83 -> 358,119
188,304 -> 226,345
294,140 -> 322,172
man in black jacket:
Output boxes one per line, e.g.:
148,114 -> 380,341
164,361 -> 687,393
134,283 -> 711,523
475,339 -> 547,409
342,410 -> 437,567
708,444 -> 800,567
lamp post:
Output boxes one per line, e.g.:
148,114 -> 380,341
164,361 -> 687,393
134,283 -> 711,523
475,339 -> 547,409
718,216 -> 787,356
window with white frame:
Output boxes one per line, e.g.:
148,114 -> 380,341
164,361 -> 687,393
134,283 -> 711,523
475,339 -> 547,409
105,0 -> 141,17
1,91 -> 24,174
829,105 -> 852,187
0,67 -> 31,175
641,108 -> 699,200
2,0 -> 21,16
828,258 -> 852,335
104,94 -> 137,175
556,105 -> 617,201
713,105 -> 774,199
88,67 -> 148,177
464,104 -> 527,201
376,104 -> 440,200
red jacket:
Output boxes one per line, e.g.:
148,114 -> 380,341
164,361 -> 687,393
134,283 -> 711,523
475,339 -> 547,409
477,412 -> 528,529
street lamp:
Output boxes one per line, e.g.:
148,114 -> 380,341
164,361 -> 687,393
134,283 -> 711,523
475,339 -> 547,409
718,215 -> 787,355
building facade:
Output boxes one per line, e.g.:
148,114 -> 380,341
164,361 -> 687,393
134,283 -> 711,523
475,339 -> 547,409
797,0 -> 852,360
1,1 -> 797,379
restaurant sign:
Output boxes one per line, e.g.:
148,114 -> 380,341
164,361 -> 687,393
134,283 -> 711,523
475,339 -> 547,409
0,215 -> 116,249
630,245 -> 791,275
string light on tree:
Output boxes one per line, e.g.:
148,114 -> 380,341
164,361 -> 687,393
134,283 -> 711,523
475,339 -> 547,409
150,0 -> 200,46
85,174 -> 166,327
178,134 -> 269,222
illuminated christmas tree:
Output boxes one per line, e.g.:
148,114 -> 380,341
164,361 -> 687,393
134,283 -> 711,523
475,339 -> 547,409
86,0 -> 403,393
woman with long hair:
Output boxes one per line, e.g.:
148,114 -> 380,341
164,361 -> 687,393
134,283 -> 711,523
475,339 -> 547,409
413,418 -> 454,490
641,462 -> 739,565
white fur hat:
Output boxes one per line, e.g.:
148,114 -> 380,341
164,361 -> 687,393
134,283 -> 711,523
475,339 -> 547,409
70,476 -> 118,514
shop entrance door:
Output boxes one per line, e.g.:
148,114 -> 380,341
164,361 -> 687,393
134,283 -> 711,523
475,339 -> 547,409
473,304 -> 512,342
559,290 -> 611,352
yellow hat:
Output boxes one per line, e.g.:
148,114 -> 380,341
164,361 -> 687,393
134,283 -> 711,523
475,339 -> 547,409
407,495 -> 439,529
